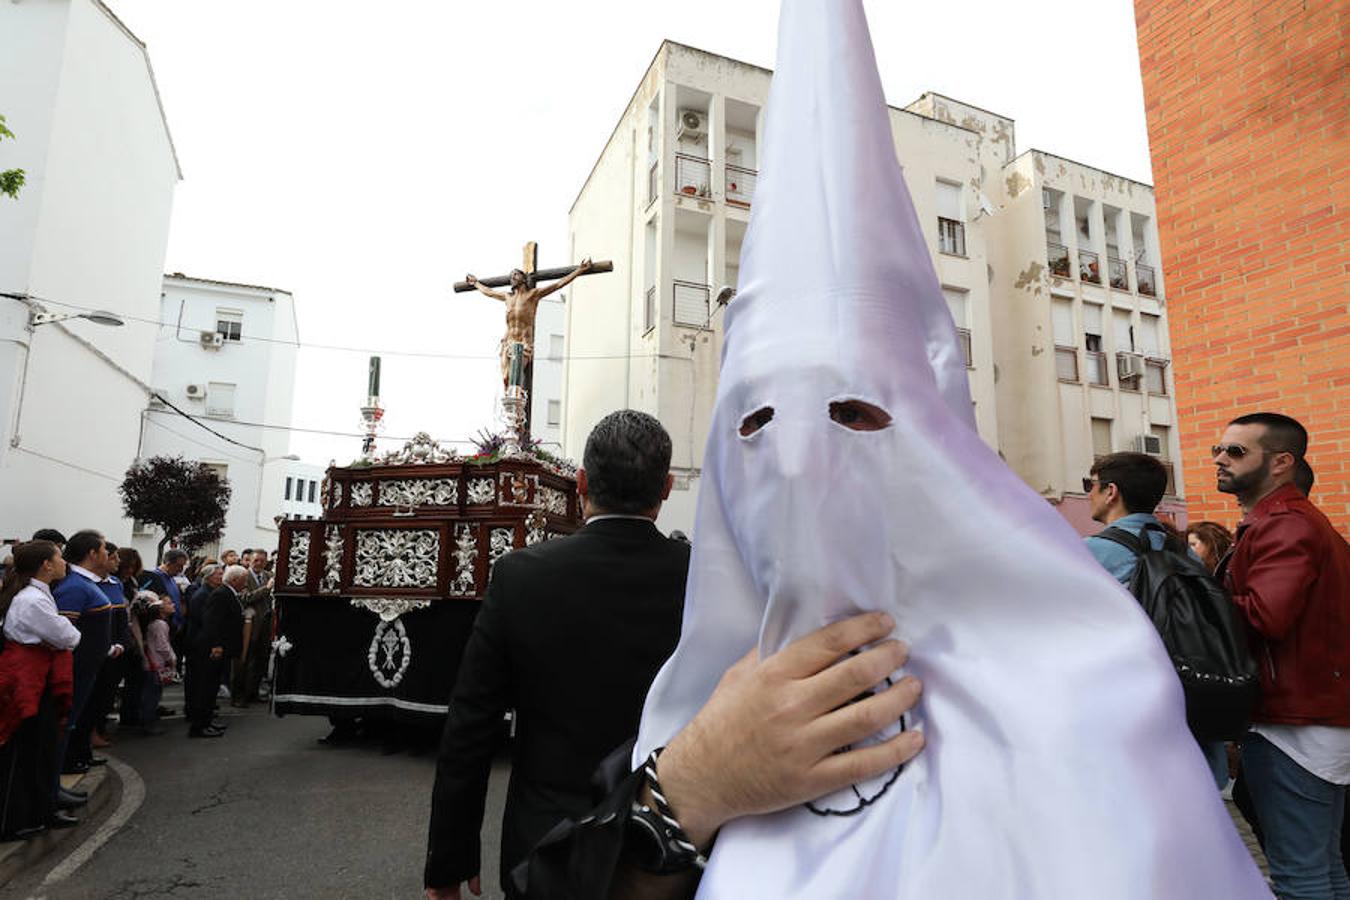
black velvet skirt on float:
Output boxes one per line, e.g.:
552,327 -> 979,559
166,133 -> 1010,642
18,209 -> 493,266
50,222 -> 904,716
0,688 -> 60,837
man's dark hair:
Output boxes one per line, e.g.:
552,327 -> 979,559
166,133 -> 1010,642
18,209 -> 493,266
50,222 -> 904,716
162,548 -> 189,565
1293,458 -> 1314,496
241,547 -> 253,556
1090,452 -> 1169,514
1229,412 -> 1308,458
63,529 -> 105,565
582,410 -> 672,515
32,528 -> 66,545
104,541 -> 117,554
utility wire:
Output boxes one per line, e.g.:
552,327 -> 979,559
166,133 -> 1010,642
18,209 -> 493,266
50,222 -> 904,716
150,393 -> 265,454
17,290 -> 688,362
13,445 -> 123,483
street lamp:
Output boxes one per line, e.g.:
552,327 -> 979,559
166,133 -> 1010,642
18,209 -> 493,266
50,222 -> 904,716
29,309 -> 125,328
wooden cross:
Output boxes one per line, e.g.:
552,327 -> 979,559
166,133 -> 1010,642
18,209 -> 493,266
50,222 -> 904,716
454,242 -> 612,442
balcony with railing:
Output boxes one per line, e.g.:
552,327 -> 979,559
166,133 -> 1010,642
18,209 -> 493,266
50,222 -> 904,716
674,154 -> 711,199
1078,249 -> 1101,285
647,161 -> 659,207
938,217 -> 966,257
1108,256 -> 1129,290
1055,346 -> 1079,382
673,280 -> 710,327
1047,242 -> 1071,278
1136,263 -> 1157,297
726,164 -> 758,208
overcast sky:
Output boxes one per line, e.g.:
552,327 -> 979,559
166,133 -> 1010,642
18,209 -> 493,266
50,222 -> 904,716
109,0 -> 1152,467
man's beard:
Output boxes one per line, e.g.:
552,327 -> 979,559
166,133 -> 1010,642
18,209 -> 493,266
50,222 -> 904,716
1216,455 -> 1270,495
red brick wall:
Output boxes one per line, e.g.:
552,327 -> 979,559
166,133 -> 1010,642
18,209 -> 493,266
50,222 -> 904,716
1134,0 -> 1349,534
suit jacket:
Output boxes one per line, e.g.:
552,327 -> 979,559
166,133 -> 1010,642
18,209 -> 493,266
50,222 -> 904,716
198,585 -> 245,658
424,517 -> 690,891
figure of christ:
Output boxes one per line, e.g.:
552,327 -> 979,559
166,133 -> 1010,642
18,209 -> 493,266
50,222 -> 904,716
464,258 -> 592,389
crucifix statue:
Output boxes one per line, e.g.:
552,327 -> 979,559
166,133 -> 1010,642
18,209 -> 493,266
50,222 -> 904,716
454,242 -> 611,444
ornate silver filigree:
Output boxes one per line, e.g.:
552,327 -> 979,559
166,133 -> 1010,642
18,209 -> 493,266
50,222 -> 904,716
352,529 -> 439,588
466,477 -> 496,505
367,617 -> 412,688
488,527 -> 514,577
319,475 -> 331,509
449,525 -> 477,597
286,532 -> 311,586
320,525 -> 343,593
331,481 -> 343,509
538,485 -> 570,516
499,472 -> 537,506
372,431 -> 460,467
377,478 -> 458,508
350,596 -> 431,622
525,511 -> 547,547
349,482 -> 373,507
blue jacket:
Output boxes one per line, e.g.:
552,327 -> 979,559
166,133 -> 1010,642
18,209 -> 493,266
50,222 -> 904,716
53,568 -> 112,677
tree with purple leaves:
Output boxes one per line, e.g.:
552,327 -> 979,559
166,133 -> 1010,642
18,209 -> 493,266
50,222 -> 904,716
119,456 -> 231,562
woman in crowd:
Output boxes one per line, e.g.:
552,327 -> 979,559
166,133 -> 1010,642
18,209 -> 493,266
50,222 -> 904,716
0,540 -> 80,839
1185,520 -> 1234,573
136,591 -> 176,736
113,547 -> 148,731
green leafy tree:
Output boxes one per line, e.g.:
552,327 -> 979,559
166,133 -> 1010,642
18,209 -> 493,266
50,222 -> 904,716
0,115 -> 24,200
120,456 -> 232,562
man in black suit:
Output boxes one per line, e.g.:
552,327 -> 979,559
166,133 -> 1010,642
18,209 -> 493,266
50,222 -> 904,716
187,565 -> 246,738
424,410 -> 690,900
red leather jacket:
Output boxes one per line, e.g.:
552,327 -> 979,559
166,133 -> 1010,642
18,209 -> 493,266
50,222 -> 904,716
1223,483 -> 1350,726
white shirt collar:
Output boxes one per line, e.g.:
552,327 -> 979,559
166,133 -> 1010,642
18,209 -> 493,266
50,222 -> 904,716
27,578 -> 53,600
70,564 -> 101,583
584,514 -> 656,525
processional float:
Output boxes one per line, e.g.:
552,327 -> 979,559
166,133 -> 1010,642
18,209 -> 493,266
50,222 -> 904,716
270,243 -> 609,723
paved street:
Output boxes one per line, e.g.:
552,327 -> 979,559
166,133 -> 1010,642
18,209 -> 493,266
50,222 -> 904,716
7,687 -> 511,900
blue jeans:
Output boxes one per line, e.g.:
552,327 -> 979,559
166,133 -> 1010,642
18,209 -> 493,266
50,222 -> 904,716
1242,733 -> 1350,900
140,678 -> 163,728
1202,739 -> 1230,790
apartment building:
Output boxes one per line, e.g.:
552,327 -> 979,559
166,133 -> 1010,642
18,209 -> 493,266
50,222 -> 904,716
563,42 -> 1178,534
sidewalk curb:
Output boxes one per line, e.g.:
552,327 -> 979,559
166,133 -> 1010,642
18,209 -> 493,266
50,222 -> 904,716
0,762 -> 117,889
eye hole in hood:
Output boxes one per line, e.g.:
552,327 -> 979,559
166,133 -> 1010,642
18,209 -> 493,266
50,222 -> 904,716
829,399 -> 892,432
739,406 -> 776,437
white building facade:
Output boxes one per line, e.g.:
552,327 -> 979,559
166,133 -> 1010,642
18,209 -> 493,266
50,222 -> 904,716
133,274 -> 302,560
529,294 -> 565,450
564,43 -> 1178,535
281,461 -> 326,521
0,0 -> 180,544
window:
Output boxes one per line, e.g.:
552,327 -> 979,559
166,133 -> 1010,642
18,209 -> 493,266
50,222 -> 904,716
547,399 -> 561,426
1091,418 -> 1113,458
936,181 -> 966,256
1113,310 -> 1135,353
216,308 -> 243,342
1139,314 -> 1163,358
1053,300 -> 1078,382
307,480 -> 317,504
206,382 -> 236,417
285,476 -> 293,501
943,288 -> 972,368
644,286 -> 657,333
1145,359 -> 1168,395
548,334 -> 564,361
1082,303 -> 1107,385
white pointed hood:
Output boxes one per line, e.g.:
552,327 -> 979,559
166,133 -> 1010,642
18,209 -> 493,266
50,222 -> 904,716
634,0 -> 1269,897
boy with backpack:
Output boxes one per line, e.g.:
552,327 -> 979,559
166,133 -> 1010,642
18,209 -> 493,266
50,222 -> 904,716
1083,451 -> 1257,789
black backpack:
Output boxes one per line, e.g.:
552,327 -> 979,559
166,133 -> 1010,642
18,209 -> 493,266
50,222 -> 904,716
1096,524 -> 1259,741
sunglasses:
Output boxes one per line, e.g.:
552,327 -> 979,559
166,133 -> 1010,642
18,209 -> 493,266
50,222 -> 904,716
1211,443 -> 1254,460
1082,477 -> 1102,493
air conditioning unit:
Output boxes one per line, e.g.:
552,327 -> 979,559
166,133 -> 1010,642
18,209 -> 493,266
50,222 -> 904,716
200,330 -> 224,349
185,383 -> 205,399
675,109 -> 705,142
1134,434 -> 1164,456
1116,352 -> 1145,381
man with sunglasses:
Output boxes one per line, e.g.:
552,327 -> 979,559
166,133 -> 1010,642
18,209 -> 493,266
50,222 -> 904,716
1215,412 -> 1350,899
1081,451 -> 1178,586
